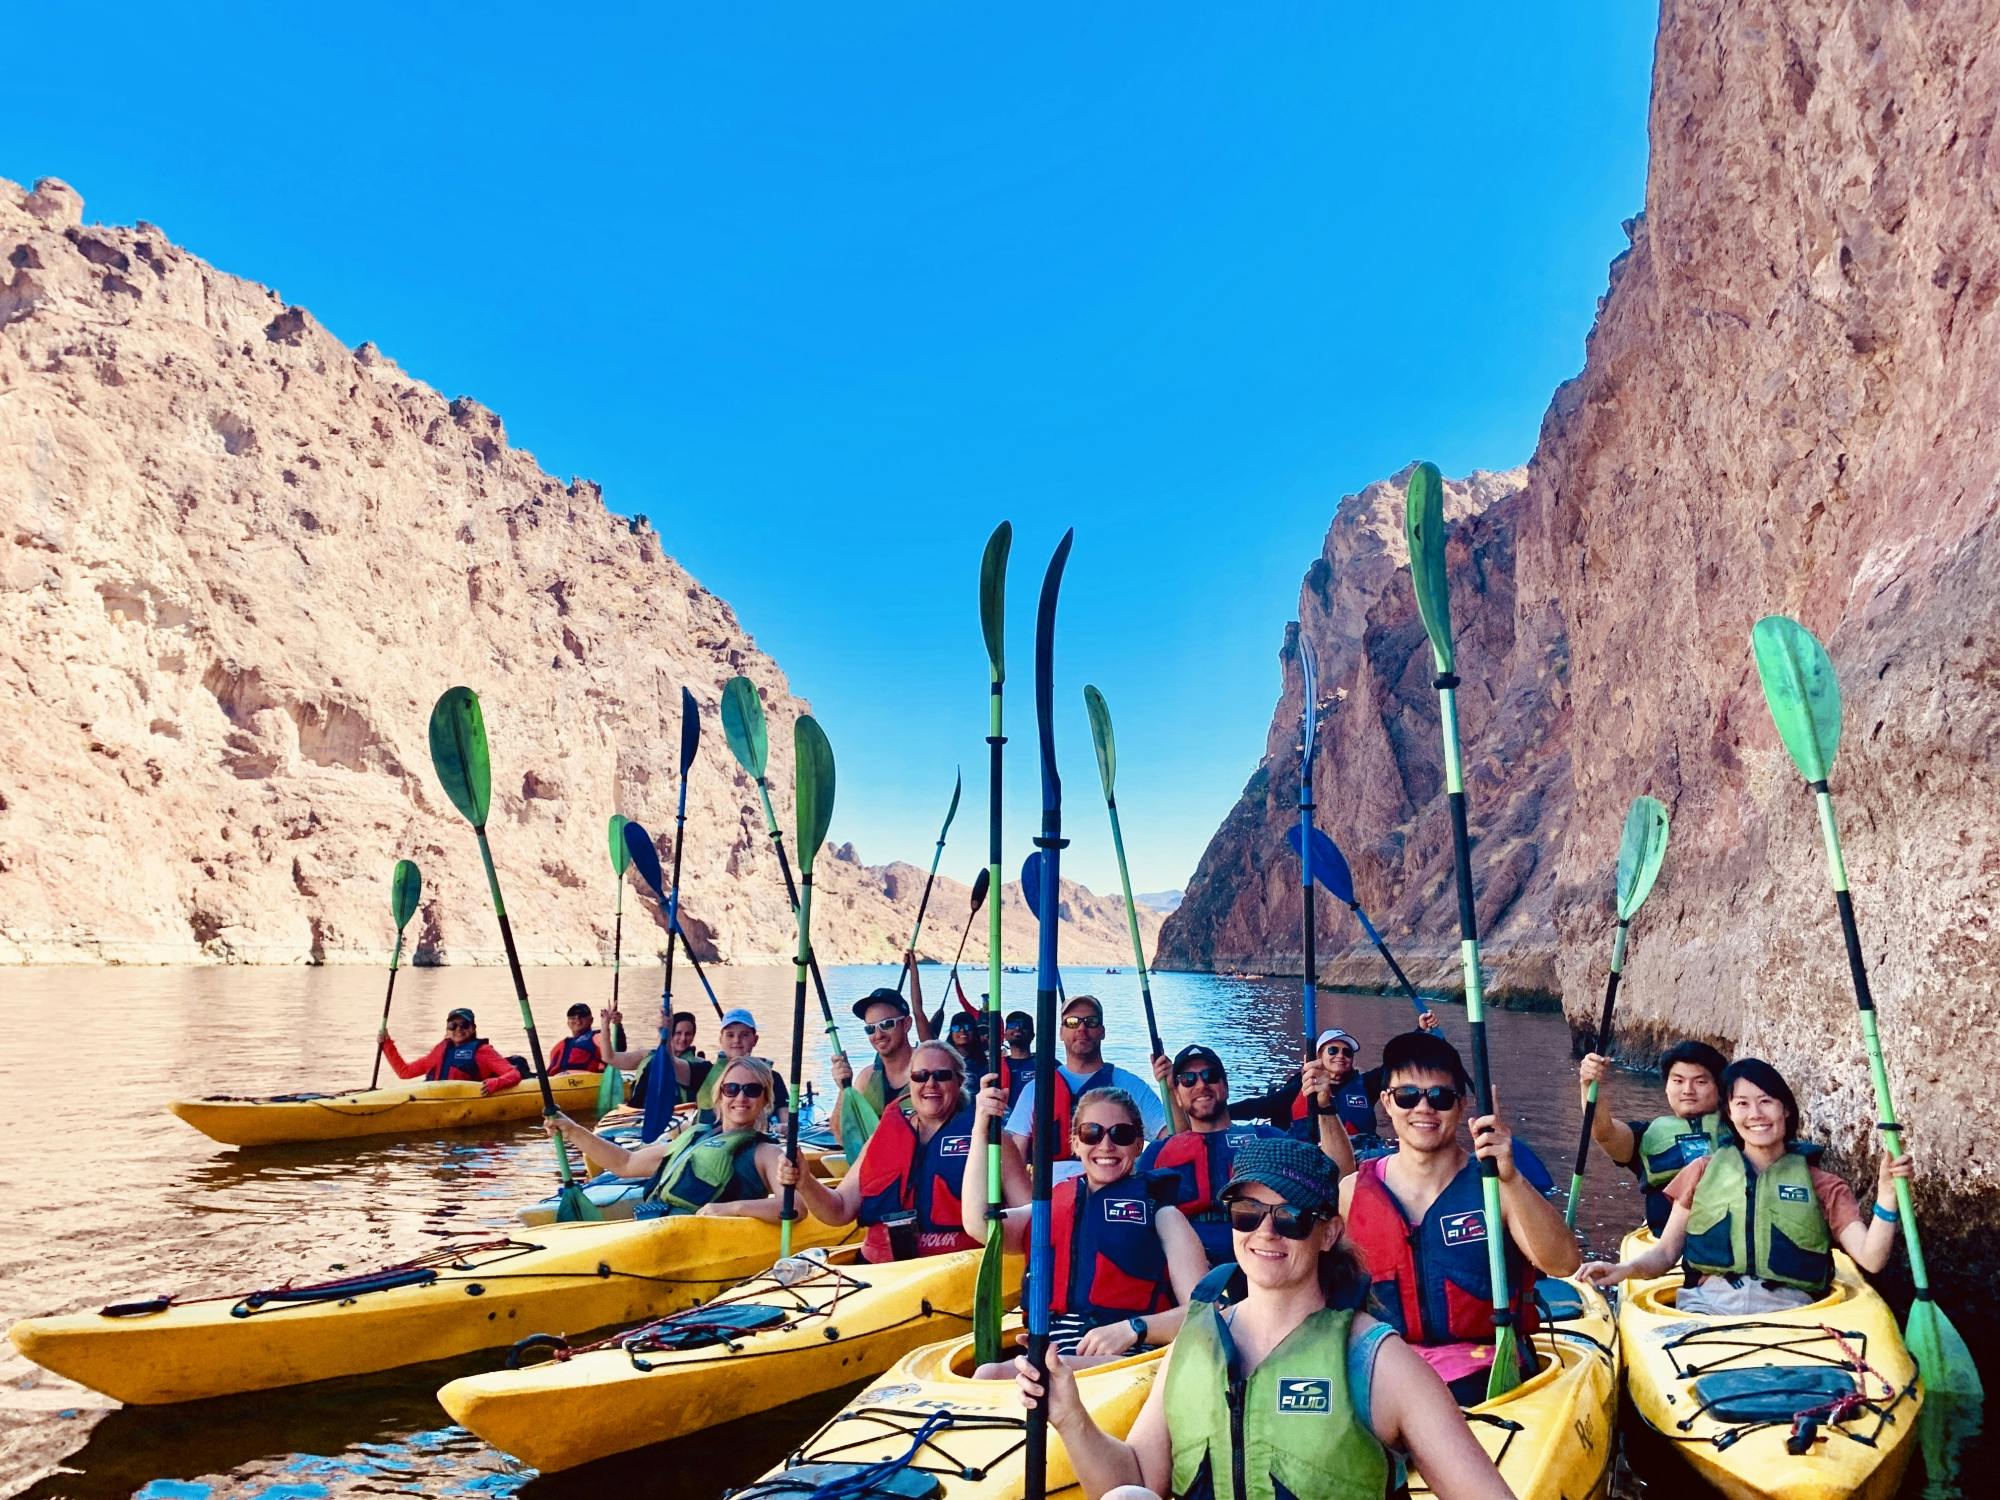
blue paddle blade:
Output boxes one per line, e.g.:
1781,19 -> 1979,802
1020,851 -> 1045,923
624,820 -> 665,902
1285,823 -> 1355,905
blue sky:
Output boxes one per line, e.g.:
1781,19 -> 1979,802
4,3 -> 1655,897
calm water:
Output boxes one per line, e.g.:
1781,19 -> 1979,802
0,964 -> 1979,1498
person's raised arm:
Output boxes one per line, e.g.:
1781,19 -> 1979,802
1158,1207 -> 1211,1304
965,1073 -> 1031,1250
549,1113 -> 665,1179
1474,1089 -> 1581,1276
1837,1150 -> 1911,1275
1153,1053 -> 1188,1134
906,954 -> 934,1042
1367,1330 -> 1513,1500
600,1007 -> 648,1070
1578,1055 -> 1637,1164
379,1034 -> 431,1081
1317,1109 -> 1358,1179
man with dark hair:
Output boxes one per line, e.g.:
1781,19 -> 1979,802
1340,1031 -> 1579,1404
547,1003 -> 606,1074
1577,1037 -> 1728,1235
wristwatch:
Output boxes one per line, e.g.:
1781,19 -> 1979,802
1127,1316 -> 1148,1344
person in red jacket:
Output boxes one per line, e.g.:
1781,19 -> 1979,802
378,1007 -> 522,1094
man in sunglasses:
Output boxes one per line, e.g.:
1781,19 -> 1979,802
1340,1031 -> 1579,1404
1140,1044 -> 1354,1265
379,1007 -> 522,1094
830,986 -> 917,1134
1003,995 -> 1166,1175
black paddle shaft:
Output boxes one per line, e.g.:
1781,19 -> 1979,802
476,830 -> 560,1119
1571,932 -> 1626,1183
1445,790 -> 1500,1182
1355,903 -> 1426,1010
781,880 -> 814,1231
368,963 -> 399,1092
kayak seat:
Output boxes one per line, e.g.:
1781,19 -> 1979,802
632,1302 -> 789,1352
1534,1278 -> 1586,1322
733,1463 -> 942,1498
1692,1366 -> 1859,1424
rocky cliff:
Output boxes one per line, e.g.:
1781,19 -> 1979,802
1166,0 -> 2000,1309
0,177 -> 1159,969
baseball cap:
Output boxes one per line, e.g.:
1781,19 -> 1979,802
1315,1028 -> 1360,1053
1171,1044 -> 1225,1076
1004,1010 -> 1034,1030
946,1010 -> 979,1033
719,1007 -> 758,1031
1222,1136 -> 1341,1214
850,987 -> 911,1020
1061,994 -> 1103,1019
446,1007 -> 476,1027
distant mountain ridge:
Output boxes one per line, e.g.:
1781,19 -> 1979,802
1135,890 -> 1183,914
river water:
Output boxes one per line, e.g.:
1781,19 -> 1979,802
0,964 -> 1979,1498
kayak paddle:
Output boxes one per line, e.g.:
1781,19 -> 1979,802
940,867 -> 992,1022
599,814 -> 631,1115
1752,615 -> 1981,1402
1564,794 -> 1670,1228
896,770 -> 962,992
368,859 -> 423,1089
974,519 -> 1011,1370
638,688 -> 700,1142
623,817 -> 724,1119
719,677 -> 865,1148
1025,528 -> 1074,1500
427,687 -> 598,1223
781,714 -> 836,1258
1082,685 -> 1171,1116
1295,634 -> 1321,1058
1285,822 -> 1437,1030
1405,461 -> 1517,1400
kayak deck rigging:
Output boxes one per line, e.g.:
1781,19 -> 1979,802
1649,1319 -> 1916,1454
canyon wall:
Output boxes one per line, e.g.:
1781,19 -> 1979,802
0,177 -> 1158,970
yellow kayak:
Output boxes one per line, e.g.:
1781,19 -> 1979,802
9,1212 -> 858,1404
169,1070 -> 610,1147
730,1321 -> 1163,1498
1621,1251 -> 1922,1500
1408,1277 -> 1620,1500
440,1244 -> 1024,1472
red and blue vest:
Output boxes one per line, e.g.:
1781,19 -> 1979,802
856,1099 -> 980,1263
1347,1156 -> 1538,1347
548,1029 -> 604,1074
1140,1124 -> 1287,1264
1047,1172 -> 1177,1322
1290,1078 -> 1377,1138
427,1037 -> 489,1082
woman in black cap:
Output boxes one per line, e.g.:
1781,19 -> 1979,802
378,1008 -> 521,1094
1018,1135 -> 1510,1500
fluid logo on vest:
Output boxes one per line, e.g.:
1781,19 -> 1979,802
1777,1183 -> 1810,1203
1276,1377 -> 1331,1413
1104,1199 -> 1151,1225
1439,1209 -> 1487,1246
940,1134 -> 971,1158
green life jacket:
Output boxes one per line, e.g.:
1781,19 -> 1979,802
1683,1145 -> 1832,1293
1637,1112 -> 1722,1189
638,1123 -> 767,1217
1165,1302 -> 1390,1500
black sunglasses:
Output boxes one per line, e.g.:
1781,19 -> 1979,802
445,1021 -> 473,1032
1320,1044 -> 1356,1058
1176,1066 -> 1223,1087
718,1081 -> 767,1100
1388,1084 -> 1462,1112
908,1067 -> 959,1085
1225,1198 -> 1323,1240
1073,1121 -> 1142,1147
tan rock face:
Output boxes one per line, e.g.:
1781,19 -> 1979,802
1168,0 -> 2000,1316
0,177 -> 1158,971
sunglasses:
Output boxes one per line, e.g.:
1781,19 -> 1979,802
1061,1016 -> 1104,1031
1225,1198 -> 1324,1240
909,1067 -> 960,1084
446,1021 -> 473,1032
860,1018 -> 906,1036
1176,1066 -> 1223,1087
718,1081 -> 767,1100
1073,1121 -> 1142,1147
1321,1045 -> 1356,1058
1388,1084 -> 1463,1112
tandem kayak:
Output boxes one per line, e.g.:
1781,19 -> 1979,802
1408,1277 -> 1620,1500
9,1212 -> 859,1404
440,1244 -> 1024,1473
729,1321 -> 1163,1498
169,1070 -> 611,1147
1620,1250 -> 1922,1500
517,1146 -> 847,1227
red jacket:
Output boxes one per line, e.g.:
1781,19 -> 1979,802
381,1036 -> 521,1094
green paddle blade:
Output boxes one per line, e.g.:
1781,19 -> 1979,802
973,1233 -> 1004,1368
1404,461 -> 1454,676
794,716 -> 836,877
720,675 -> 769,778
428,687 -> 493,826
554,1179 -> 603,1224
942,768 -> 963,833
390,859 -> 422,931
1751,615 -> 1843,783
1082,684 -> 1117,799
1484,1324 -> 1521,1402
1614,795 -> 1670,921
980,522 -> 1011,682
595,1062 -> 624,1116
835,1086 -> 881,1161
1907,1295 -> 1985,1402
607,813 -> 631,877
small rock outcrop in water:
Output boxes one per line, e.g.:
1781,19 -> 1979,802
1168,0 -> 2000,1320
0,176 -> 1159,969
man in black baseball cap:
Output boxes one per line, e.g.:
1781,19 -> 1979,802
830,986 -> 915,1151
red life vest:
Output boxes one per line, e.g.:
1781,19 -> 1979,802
1033,1064 -> 1115,1164
427,1037 -> 489,1082
548,1029 -> 604,1074
1141,1124 -> 1286,1265
1048,1173 -> 1176,1322
855,1099 -> 980,1263
1346,1156 -> 1539,1348
1289,1076 -> 1375,1137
